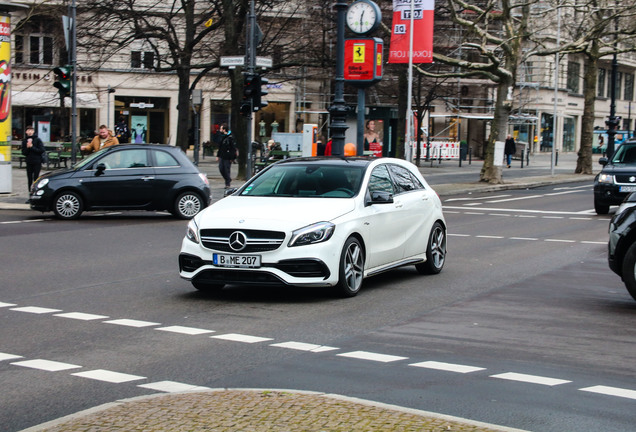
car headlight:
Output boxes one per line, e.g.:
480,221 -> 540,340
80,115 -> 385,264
186,218 -> 199,243
289,222 -> 335,247
36,178 -> 49,189
598,173 -> 615,184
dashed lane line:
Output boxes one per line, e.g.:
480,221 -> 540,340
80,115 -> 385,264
2,302 -> 636,403
55,312 -> 110,321
138,381 -> 212,393
449,233 -> 605,245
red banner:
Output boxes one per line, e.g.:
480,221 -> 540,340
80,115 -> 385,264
388,0 -> 434,64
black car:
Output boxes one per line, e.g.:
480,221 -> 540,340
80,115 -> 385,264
608,192 -> 636,301
29,144 -> 211,220
594,140 -> 636,214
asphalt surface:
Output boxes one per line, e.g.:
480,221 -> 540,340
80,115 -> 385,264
3,151 -> 596,432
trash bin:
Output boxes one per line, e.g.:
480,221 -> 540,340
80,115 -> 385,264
0,161 -> 11,193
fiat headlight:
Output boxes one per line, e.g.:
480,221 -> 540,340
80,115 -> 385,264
36,178 -> 49,189
289,222 -> 335,247
598,173 -> 615,184
186,218 -> 200,243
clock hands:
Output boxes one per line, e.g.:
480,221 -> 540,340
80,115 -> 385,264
359,10 -> 365,32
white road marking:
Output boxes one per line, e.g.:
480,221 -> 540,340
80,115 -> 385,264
545,190 -> 587,196
486,195 -> 544,203
12,359 -> 81,372
54,312 -> 109,321
156,325 -> 215,335
211,333 -> 273,343
11,306 -> 62,314
580,385 -> 636,400
510,237 -> 539,241
465,212 -> 485,215
337,351 -> 408,363
491,372 -> 571,386
138,381 -> 211,393
445,195 -> 511,202
444,205 -> 600,216
270,341 -> 339,352
72,369 -> 146,383
104,318 -> 160,328
544,239 -> 576,243
0,352 -> 23,361
476,235 -> 504,239
409,361 -> 485,374
0,302 -> 16,307
448,233 -> 470,237
581,241 -> 607,245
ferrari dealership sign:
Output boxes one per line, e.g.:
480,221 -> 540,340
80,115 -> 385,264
388,0 -> 434,64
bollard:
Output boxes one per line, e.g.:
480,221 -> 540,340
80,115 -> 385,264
469,147 -> 472,164
555,149 -> 559,166
526,149 -> 530,166
520,149 -> 524,168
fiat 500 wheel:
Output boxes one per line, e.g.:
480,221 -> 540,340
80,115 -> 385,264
53,192 -> 84,220
174,192 -> 203,219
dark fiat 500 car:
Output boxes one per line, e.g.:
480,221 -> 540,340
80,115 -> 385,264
29,144 -> 210,219
608,193 -> 636,301
594,140 -> 636,214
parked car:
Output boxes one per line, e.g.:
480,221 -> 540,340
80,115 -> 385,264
29,144 -> 210,220
179,157 -> 447,297
594,140 -> 636,214
608,192 -> 636,301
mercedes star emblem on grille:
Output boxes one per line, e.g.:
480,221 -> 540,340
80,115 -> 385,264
229,231 -> 247,251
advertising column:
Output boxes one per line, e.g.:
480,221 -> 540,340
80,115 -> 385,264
0,13 -> 12,192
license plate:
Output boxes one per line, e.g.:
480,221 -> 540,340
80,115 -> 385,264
620,186 -> 636,192
213,253 -> 261,268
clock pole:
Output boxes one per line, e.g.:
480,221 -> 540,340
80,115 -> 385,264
329,0 -> 349,156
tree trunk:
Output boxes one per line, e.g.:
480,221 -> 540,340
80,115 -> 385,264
175,70 -> 191,152
576,47 -> 599,175
480,80 -> 512,183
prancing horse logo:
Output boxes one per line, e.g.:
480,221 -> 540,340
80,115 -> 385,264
229,231 -> 247,251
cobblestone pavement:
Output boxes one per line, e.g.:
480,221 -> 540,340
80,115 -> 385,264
24,389 -> 527,432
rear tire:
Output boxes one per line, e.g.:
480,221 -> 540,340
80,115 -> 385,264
174,192 -> 203,219
335,237 -> 364,297
416,222 -> 446,275
621,242 -> 636,301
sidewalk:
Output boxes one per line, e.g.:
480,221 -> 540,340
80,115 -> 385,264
0,151 -> 597,210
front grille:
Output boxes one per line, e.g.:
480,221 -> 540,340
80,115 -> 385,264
194,269 -> 285,286
615,175 -> 636,184
200,229 -> 285,253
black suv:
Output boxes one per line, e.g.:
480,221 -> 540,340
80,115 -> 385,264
594,140 -> 636,214
29,144 -> 211,219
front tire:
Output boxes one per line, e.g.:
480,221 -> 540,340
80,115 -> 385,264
335,237 -> 364,297
621,242 -> 636,301
174,192 -> 203,219
416,221 -> 446,275
53,191 -> 84,220
595,200 -> 610,215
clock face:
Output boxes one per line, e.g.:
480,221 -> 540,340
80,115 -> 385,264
346,0 -> 380,34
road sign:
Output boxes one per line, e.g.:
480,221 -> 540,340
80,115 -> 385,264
220,56 -> 245,67
256,56 -> 272,68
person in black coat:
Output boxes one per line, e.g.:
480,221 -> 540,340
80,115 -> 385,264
21,126 -> 45,191
504,134 -> 516,168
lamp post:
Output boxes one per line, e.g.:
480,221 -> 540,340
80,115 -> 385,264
606,6 -> 619,160
328,0 -> 348,156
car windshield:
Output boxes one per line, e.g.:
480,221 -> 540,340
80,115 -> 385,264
240,163 -> 364,198
611,143 -> 636,164
73,147 -> 110,169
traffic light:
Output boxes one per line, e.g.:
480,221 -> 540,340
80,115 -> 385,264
241,74 -> 257,117
254,75 -> 268,111
53,65 -> 72,97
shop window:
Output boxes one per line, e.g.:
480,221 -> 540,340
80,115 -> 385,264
566,61 -> 579,93
624,73 -> 634,101
597,68 -> 606,98
131,51 -> 154,69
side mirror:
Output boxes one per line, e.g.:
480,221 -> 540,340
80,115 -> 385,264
599,157 -> 608,166
95,163 -> 106,176
366,190 -> 394,206
223,187 -> 238,197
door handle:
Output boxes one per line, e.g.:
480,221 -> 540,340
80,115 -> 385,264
141,176 -> 154,181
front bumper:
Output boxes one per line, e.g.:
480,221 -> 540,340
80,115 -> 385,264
594,183 -> 629,206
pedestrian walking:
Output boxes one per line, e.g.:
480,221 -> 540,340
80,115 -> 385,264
505,134 -> 516,168
21,126 -> 45,192
217,123 -> 236,188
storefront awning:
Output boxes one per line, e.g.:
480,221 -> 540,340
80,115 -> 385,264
11,91 -> 101,108
430,113 -> 494,120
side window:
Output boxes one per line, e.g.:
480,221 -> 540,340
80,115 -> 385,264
99,149 -> 148,169
388,164 -> 420,194
154,150 -> 179,167
368,165 -> 394,195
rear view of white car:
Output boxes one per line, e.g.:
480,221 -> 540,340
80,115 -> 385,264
179,157 -> 446,297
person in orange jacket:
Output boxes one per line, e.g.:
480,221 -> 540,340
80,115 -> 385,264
81,125 -> 119,153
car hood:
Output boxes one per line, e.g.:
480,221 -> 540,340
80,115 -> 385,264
196,196 -> 356,230
601,164 -> 636,175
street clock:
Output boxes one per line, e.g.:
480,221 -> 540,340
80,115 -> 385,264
346,0 -> 382,35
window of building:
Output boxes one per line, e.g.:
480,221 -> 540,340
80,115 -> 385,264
131,51 -> 154,69
567,61 -> 580,93
13,17 -> 62,66
624,73 -> 634,101
607,71 -> 623,99
598,68 -> 606,97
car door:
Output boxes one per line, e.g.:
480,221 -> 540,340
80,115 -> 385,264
361,164 -> 407,268
82,148 -> 155,207
387,164 -> 434,259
